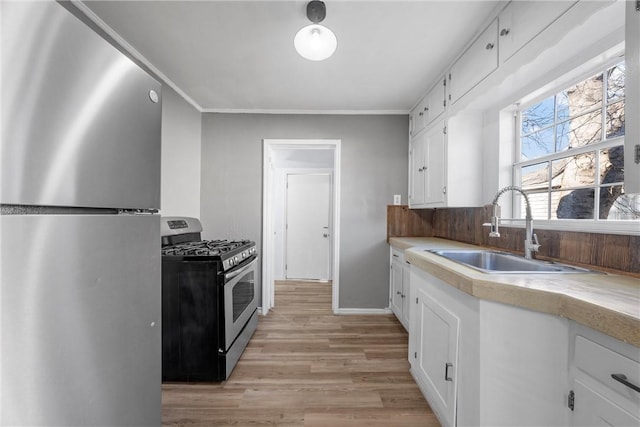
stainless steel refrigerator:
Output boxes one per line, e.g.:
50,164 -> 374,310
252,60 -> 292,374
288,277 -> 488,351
1,1 -> 162,425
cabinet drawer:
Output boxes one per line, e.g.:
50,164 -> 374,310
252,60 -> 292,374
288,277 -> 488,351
391,248 -> 405,264
575,335 -> 640,403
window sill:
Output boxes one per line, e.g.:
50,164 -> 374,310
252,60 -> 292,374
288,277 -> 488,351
497,219 -> 640,236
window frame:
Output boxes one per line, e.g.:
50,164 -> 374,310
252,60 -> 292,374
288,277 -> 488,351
512,58 -> 639,235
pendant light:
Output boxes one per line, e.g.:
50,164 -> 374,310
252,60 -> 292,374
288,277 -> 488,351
294,1 -> 337,61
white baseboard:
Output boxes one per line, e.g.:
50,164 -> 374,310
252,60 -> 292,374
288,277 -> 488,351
336,308 -> 393,315
259,306 -> 393,316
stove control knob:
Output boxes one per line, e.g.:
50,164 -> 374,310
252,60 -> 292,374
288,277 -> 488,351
234,256 -> 239,263
242,252 -> 247,259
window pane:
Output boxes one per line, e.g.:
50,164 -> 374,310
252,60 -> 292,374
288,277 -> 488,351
556,110 -> 601,151
521,162 -> 549,191
516,192 -> 549,220
599,184 -> 626,219
554,189 -> 595,219
605,100 -> 625,139
521,97 -> 555,135
551,152 -> 596,189
521,127 -> 554,160
607,62 -> 625,103
604,191 -> 640,220
600,145 -> 624,184
557,73 -> 603,120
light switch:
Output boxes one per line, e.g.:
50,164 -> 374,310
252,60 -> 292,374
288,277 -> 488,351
393,194 -> 401,205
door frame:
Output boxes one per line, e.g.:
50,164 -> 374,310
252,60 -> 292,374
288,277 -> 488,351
262,139 -> 341,314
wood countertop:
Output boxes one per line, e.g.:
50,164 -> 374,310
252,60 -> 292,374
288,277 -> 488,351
389,237 -> 640,348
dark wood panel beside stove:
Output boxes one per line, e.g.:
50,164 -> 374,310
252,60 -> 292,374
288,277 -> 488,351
161,259 -> 225,382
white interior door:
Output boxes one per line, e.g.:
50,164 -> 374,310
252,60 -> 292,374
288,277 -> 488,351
285,173 -> 331,280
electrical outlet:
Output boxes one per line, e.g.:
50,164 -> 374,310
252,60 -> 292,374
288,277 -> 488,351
393,194 -> 401,205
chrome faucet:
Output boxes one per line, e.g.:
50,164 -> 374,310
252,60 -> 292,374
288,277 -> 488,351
488,186 -> 540,259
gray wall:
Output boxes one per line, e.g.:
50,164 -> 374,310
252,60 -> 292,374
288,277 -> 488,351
201,113 -> 408,309
160,86 -> 202,218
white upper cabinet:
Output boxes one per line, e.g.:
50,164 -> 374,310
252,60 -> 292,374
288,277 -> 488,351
409,114 -> 483,209
409,122 -> 445,207
409,98 -> 429,137
410,78 -> 447,137
425,77 -> 447,123
498,1 -> 578,63
449,19 -> 498,104
625,0 -> 640,194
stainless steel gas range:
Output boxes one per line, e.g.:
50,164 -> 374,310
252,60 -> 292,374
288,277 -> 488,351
160,217 -> 258,382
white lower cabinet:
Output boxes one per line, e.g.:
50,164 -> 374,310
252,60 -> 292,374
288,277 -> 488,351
478,299 -> 569,426
389,248 -> 410,330
409,265 -> 571,426
412,286 -> 460,427
409,267 -> 479,427
569,323 -> 640,426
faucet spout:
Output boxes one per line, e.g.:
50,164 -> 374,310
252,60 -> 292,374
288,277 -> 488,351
488,186 -> 540,259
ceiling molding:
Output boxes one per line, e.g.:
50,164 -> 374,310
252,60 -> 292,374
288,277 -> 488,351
72,0 -> 204,113
201,108 -> 409,115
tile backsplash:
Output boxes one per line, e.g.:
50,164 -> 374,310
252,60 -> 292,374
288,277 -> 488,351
387,205 -> 639,275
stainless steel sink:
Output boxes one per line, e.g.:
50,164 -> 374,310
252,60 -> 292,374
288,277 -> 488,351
426,249 -> 597,274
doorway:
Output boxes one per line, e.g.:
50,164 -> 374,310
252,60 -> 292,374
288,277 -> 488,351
262,139 -> 341,314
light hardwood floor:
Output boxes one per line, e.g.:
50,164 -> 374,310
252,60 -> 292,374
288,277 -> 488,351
162,280 -> 439,427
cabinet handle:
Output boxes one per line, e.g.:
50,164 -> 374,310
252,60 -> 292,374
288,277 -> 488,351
397,291 -> 402,295
444,363 -> 453,381
485,43 -> 495,50
611,374 -> 640,393
419,111 -> 424,116
424,107 -> 429,112
500,28 -> 510,36
392,254 -> 399,258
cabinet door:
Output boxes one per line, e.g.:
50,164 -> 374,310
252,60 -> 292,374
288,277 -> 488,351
625,0 -> 640,194
572,380 -> 640,426
426,78 -> 447,124
498,1 -> 577,63
401,262 -> 411,329
409,133 -> 427,206
410,98 -> 429,137
449,19 -> 498,103
415,286 -> 459,427
390,259 -> 404,320
425,124 -> 446,205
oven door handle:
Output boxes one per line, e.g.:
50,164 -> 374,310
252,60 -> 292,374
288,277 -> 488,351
225,257 -> 257,281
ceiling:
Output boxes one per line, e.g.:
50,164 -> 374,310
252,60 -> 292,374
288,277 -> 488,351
79,1 -> 502,113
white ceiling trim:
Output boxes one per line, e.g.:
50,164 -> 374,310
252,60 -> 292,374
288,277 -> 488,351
72,0 -> 204,113
202,108 -> 409,115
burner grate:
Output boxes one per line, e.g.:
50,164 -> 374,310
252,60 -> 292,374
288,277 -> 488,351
161,239 -> 252,257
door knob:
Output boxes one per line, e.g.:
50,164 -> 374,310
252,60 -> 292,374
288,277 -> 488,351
322,233 -> 329,238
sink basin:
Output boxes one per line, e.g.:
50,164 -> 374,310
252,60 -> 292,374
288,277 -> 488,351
426,249 -> 597,274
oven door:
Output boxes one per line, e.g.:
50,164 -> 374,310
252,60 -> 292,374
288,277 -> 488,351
222,255 -> 258,351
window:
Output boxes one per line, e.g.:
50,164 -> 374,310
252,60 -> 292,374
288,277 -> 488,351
514,61 -> 639,223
